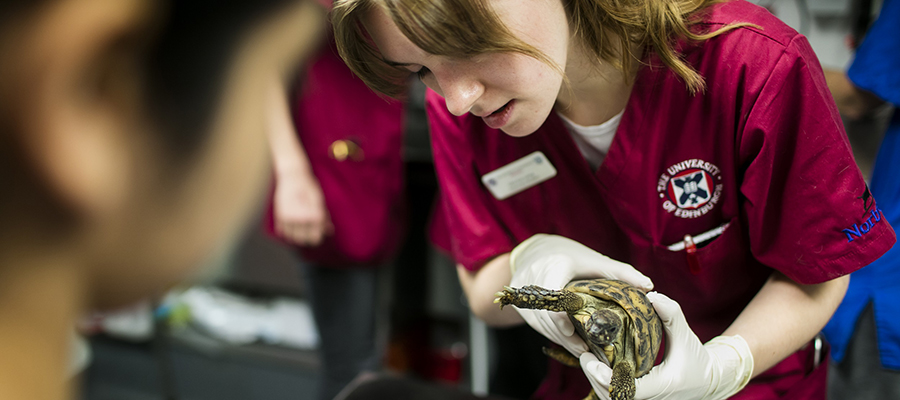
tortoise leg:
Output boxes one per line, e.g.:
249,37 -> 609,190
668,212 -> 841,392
608,361 -> 636,400
494,285 -> 585,313
541,346 -> 580,367
609,317 -> 636,400
583,390 -> 602,400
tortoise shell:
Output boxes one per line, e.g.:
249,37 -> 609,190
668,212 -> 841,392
566,279 -> 663,377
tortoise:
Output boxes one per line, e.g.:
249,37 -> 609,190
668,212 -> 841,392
495,279 -> 663,400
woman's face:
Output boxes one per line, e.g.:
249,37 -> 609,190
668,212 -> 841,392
88,1 -> 324,307
362,0 -> 570,137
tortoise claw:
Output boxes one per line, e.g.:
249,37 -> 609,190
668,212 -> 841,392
494,286 -> 519,309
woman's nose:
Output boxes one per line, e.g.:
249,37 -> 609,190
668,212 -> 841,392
433,70 -> 483,116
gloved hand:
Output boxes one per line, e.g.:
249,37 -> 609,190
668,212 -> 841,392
580,292 -> 754,400
508,234 -> 654,357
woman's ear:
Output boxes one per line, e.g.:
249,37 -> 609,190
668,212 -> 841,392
7,0 -> 157,220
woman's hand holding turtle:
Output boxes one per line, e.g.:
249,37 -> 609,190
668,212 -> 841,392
580,292 -> 754,400
508,234 -> 654,357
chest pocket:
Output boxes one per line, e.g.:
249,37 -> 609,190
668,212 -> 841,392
631,216 -> 772,341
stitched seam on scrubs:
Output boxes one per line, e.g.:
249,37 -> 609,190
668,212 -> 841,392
735,43 -> 792,232
737,34 -> 862,281
695,21 -> 791,48
696,10 -> 801,151
759,35 -> 874,278
784,225 -> 897,285
829,223 -> 895,267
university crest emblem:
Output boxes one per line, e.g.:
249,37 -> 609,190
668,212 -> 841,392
657,159 -> 723,219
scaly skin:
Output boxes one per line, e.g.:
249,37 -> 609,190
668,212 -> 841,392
495,285 -> 585,312
610,361 -> 636,400
496,284 -> 640,400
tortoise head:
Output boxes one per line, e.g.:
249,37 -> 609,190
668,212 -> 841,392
584,309 -> 622,346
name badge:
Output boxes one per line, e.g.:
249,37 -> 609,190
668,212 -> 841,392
481,151 -> 557,200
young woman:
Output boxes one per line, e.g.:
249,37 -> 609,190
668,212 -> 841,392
333,0 -> 895,399
0,0 -> 324,398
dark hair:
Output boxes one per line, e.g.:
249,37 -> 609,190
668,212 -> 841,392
143,0 -> 301,161
1,0 -> 304,159
0,0 -> 310,232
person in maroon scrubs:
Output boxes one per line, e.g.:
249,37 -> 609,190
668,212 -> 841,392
332,0 -> 895,399
265,33 -> 406,400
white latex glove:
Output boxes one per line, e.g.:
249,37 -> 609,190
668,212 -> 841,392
508,234 -> 654,357
580,292 -> 754,400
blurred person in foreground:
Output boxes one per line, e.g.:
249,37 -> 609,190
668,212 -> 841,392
0,0 -> 325,399
821,0 -> 900,398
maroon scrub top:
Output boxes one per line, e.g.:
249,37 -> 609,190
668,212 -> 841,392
264,37 -> 406,267
427,1 -> 895,398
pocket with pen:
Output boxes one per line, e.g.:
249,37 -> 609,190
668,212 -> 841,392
660,217 -> 745,277
667,221 -> 732,275
634,216 -> 768,339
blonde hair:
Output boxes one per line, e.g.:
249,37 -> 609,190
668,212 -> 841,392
333,0 -> 753,97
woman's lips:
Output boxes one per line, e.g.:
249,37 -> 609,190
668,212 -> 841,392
482,100 -> 514,129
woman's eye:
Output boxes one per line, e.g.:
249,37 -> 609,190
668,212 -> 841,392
415,67 -> 431,79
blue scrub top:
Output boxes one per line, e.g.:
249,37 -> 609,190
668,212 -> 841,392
822,0 -> 900,369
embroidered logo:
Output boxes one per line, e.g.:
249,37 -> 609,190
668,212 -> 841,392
843,207 -> 885,242
858,185 -> 874,216
657,159 -> 723,219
